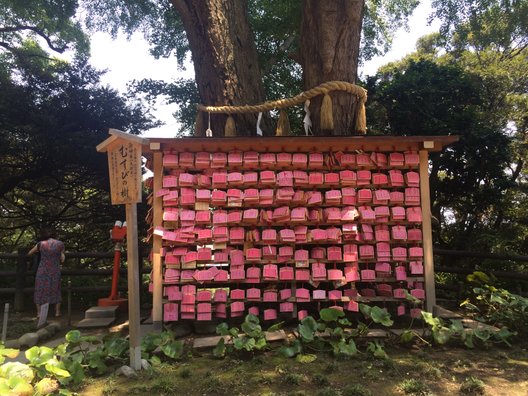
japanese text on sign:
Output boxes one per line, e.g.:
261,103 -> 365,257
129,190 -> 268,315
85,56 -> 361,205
108,141 -> 142,204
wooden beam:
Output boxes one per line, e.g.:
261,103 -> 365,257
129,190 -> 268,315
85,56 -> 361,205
146,135 -> 459,153
125,203 -> 141,370
151,152 -> 164,330
419,150 -> 436,312
96,135 -> 119,153
97,129 -> 150,153
109,128 -> 149,145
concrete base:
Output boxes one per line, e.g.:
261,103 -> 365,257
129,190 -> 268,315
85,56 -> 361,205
85,305 -> 119,319
76,317 -> 116,328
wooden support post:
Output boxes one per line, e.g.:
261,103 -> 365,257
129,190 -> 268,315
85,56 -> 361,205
419,150 -> 436,312
14,249 -> 27,312
152,151 -> 164,331
126,203 -> 141,370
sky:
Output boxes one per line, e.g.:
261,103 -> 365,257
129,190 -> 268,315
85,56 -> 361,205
88,1 -> 441,138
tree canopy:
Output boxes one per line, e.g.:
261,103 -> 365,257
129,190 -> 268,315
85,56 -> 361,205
0,0 -> 526,259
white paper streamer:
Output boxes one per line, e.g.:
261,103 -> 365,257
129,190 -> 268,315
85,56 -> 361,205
256,112 -> 263,136
205,112 -> 213,137
303,100 -> 313,136
37,303 -> 49,328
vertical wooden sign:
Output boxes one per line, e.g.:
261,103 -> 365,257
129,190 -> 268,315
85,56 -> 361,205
107,141 -> 142,205
99,136 -> 143,370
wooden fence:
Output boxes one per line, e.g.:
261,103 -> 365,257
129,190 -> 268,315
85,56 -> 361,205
0,247 -> 526,312
0,250 -> 150,311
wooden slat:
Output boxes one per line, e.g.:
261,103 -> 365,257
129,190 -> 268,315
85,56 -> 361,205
146,135 -> 459,154
419,150 -> 436,312
152,151 -> 164,329
125,203 -> 141,370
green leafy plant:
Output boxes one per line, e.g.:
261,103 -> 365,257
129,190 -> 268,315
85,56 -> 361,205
420,311 -> 513,348
398,378 -> 431,395
460,376 -> 485,395
140,330 -> 184,362
213,314 -> 274,358
281,306 -> 393,359
462,280 -> 528,335
0,344 -> 70,396
343,383 -> 372,396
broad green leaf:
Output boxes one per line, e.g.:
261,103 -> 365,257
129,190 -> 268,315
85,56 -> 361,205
26,346 -> 55,366
449,320 -> 464,335
320,308 -> 344,322
432,327 -> 451,345
245,314 -> 259,324
332,327 -> 344,337
0,362 -> 35,382
359,304 -> 372,318
45,362 -> 71,378
279,340 -> 302,358
295,353 -> 317,363
463,332 -> 474,348
160,341 -> 183,359
150,355 -> 162,366
213,338 -> 226,358
367,341 -> 388,359
337,339 -> 357,356
65,330 -> 81,343
370,306 -> 394,327
104,337 -> 129,358
267,321 -> 284,332
243,337 -> 256,351
35,378 -> 59,395
0,348 -> 19,359
229,328 -> 240,337
62,360 -> 84,385
474,328 -> 491,342
494,328 -> 513,346
400,330 -> 415,343
215,322 -> 229,336
233,336 -> 246,350
241,321 -> 262,338
7,376 -> 33,396
254,337 -> 267,350
421,311 -> 442,328
298,316 -> 317,342
338,318 -> 352,326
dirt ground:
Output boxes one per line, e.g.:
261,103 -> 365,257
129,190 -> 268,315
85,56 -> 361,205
80,342 -> 528,396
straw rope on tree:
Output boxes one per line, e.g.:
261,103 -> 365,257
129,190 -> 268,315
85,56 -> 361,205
195,80 -> 367,136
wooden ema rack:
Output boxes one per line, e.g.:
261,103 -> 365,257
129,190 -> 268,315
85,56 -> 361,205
143,136 -> 458,326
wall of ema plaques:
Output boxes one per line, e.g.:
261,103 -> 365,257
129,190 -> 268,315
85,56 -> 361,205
146,149 -> 427,322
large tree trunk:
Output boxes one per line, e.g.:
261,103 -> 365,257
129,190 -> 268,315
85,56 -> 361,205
171,0 -> 270,136
300,0 -> 365,135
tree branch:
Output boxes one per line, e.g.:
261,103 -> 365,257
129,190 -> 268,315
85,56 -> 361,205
0,25 -> 67,53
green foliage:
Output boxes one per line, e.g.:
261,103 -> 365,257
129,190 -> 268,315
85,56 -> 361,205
367,42 -> 527,262
460,376 -> 485,395
343,383 -> 372,396
213,314 -> 272,358
398,378 -> 431,395
140,331 -> 184,361
281,306 -> 393,359
0,345 -> 69,395
462,282 -> 528,335
420,311 -> 513,348
431,0 -> 528,54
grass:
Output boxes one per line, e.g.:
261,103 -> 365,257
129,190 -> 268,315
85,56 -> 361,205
342,384 -> 372,396
460,376 -> 485,395
398,379 -> 432,395
1,316 -> 36,339
79,344 -> 528,396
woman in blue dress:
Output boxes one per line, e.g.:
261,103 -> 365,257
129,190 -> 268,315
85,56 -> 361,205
28,228 -> 65,318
